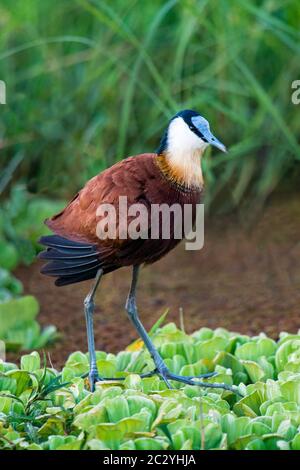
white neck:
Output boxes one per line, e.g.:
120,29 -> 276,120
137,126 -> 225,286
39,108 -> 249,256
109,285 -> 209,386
165,117 -> 207,188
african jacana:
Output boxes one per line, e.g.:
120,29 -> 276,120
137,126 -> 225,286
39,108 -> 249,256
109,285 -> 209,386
39,110 -> 234,393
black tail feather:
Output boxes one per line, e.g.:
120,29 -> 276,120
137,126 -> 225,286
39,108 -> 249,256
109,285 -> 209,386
38,235 -> 103,286
39,235 -> 93,250
41,259 -> 101,277
54,268 -> 101,286
39,248 -> 97,260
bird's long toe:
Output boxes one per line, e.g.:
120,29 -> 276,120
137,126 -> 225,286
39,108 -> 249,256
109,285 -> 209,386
182,371 -> 218,380
165,372 -> 240,395
140,369 -> 217,380
142,367 -> 239,394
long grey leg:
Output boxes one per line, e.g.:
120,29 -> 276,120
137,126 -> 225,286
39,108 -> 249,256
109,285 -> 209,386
125,265 -> 172,388
84,268 -> 103,391
125,265 -> 241,396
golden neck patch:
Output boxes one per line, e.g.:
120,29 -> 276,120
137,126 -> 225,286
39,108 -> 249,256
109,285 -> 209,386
155,151 -> 204,190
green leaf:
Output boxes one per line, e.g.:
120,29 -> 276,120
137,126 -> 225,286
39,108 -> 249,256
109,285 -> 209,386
48,435 -> 83,450
63,352 -> 89,376
74,404 -> 108,431
0,241 -> 19,271
192,327 -> 214,341
180,359 -> 209,377
148,309 -> 169,335
235,338 -> 276,361
94,411 -> 151,449
21,352 -> 41,372
204,423 -> 224,449
0,395 -> 14,413
106,396 -> 130,422
134,437 -> 169,450
275,340 -> 300,372
291,433 -> 300,450
194,337 -> 229,361
245,438 -> 265,450
4,370 -> 32,396
241,360 -> 265,382
280,379 -> 300,404
0,296 -> 39,337
234,390 -> 262,417
152,399 -> 183,428
96,359 -> 117,378
221,414 -> 251,446
37,417 -> 66,438
127,395 -> 156,419
214,351 -> 244,375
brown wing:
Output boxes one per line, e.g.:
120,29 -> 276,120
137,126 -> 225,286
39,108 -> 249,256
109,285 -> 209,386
46,153 -> 156,246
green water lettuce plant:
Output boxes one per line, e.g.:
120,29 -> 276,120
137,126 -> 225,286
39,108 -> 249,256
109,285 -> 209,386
0,296 -> 58,351
0,269 -> 23,302
0,323 -> 300,450
0,185 -> 65,265
0,266 -> 58,352
0,186 -> 63,350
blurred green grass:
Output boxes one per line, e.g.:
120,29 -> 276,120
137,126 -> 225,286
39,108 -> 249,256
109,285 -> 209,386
0,0 -> 299,210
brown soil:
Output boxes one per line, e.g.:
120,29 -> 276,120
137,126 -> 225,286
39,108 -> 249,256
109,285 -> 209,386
12,194 -> 300,369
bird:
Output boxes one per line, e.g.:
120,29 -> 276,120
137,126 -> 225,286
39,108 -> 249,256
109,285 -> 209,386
39,109 -> 234,393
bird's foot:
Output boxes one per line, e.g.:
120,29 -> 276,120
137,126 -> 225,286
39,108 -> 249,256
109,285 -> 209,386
88,368 -> 103,392
142,368 -> 240,395
84,368 -> 240,396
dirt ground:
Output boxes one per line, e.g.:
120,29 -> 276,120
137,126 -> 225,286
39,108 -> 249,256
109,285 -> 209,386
14,193 -> 300,369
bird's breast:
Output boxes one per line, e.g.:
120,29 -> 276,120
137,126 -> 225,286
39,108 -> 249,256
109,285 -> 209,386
148,155 -> 203,207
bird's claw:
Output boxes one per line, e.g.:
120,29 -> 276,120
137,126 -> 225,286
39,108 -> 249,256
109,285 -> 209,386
144,368 -> 240,395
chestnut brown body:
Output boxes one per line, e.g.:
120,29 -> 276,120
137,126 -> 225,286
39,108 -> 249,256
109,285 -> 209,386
40,153 -> 203,286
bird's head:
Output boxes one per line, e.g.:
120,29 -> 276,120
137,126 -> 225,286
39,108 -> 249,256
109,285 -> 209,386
158,109 -> 226,156
157,109 -> 226,188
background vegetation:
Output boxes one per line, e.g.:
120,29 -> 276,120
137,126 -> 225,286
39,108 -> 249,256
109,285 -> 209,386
1,0 -> 299,211
1,323 -> 300,450
0,186 -> 61,351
